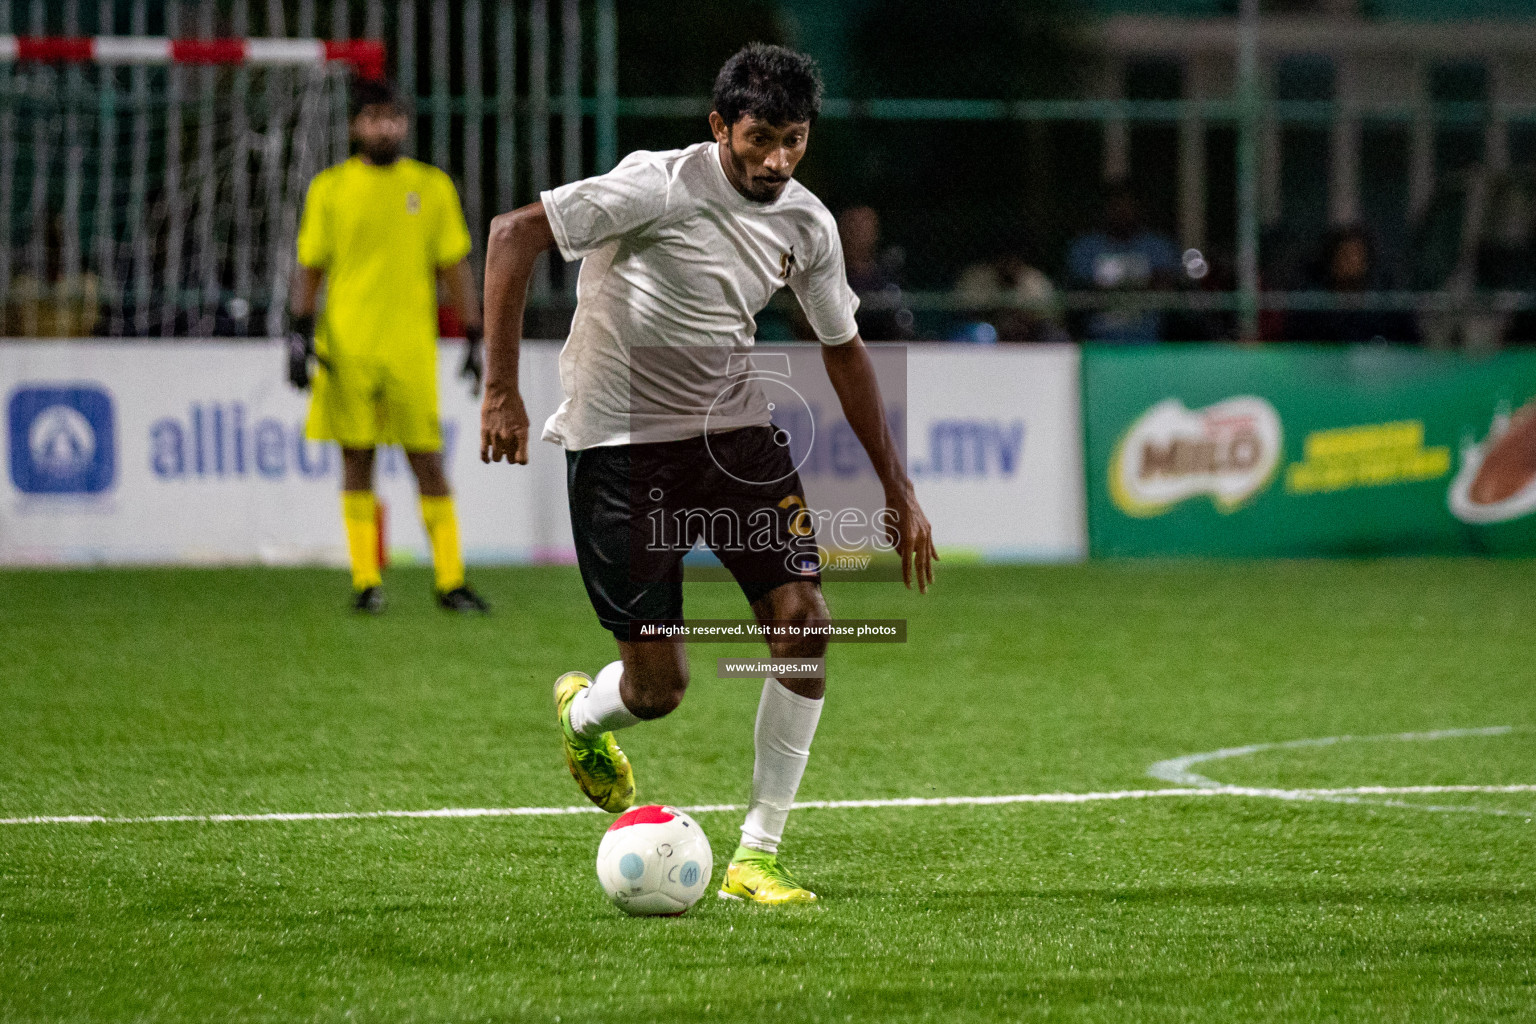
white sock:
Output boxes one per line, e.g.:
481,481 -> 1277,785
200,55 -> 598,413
569,661 -> 640,738
740,678 -> 824,855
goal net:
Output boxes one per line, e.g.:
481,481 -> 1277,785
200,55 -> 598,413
1,38 -> 377,338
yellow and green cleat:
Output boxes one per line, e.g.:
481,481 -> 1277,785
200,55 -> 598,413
553,671 -> 635,813
717,845 -> 818,905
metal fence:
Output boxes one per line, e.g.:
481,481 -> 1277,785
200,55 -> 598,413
5,0 -> 1536,347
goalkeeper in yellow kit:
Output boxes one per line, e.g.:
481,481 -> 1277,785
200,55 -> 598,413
288,79 -> 489,614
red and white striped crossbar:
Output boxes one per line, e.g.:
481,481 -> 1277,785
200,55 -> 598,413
0,36 -> 385,79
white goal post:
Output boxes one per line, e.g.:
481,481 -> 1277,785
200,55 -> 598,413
0,36 -> 384,338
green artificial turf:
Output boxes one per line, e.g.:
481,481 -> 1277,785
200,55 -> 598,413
1,561 -> 1533,1022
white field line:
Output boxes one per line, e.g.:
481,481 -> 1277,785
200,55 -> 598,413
4,726 -> 1529,827
1146,726 -> 1516,787
3,784 -> 1534,827
1146,725 -> 1533,817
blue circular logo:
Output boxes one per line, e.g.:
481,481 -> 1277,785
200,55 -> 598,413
679,861 -> 700,888
618,852 -> 645,880
29,405 -> 96,478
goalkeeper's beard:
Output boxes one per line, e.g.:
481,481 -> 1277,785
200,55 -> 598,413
361,140 -> 401,166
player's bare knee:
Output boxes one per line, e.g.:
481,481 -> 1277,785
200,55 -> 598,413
622,668 -> 688,720
617,642 -> 689,719
772,621 -> 829,660
763,586 -> 830,659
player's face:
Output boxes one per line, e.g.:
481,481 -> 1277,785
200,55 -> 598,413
710,113 -> 810,203
351,104 -> 408,165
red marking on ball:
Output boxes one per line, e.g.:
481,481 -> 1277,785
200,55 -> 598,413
608,805 -> 676,831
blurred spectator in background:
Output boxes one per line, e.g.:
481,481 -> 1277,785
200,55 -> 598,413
4,218 -> 101,337
1284,225 -> 1418,344
1065,181 -> 1179,344
953,254 -> 1070,344
791,205 -> 910,341
837,205 -> 912,341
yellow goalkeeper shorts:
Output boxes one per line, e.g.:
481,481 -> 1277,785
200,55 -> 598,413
305,348 -> 442,453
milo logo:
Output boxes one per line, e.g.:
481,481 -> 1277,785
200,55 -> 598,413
1110,397 -> 1282,517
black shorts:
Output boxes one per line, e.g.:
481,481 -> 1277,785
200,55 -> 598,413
566,425 -> 821,640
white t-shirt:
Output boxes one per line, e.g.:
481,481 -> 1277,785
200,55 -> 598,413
539,141 -> 859,449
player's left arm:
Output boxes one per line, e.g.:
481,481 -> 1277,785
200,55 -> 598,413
288,175 -> 330,389
432,171 -> 485,391
822,337 -> 937,593
437,258 -> 485,391
437,258 -> 481,331
285,265 -> 325,389
794,216 -> 937,591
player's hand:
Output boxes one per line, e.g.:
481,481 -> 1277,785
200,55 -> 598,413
480,385 -> 530,465
286,314 -> 316,390
461,324 -> 485,396
883,478 -> 937,594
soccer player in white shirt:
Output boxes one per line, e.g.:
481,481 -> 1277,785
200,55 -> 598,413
479,44 -> 936,904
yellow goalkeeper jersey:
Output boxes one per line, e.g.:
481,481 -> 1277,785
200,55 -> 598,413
296,156 -> 471,361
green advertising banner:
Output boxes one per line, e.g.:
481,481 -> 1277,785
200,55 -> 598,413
1083,345 -> 1536,556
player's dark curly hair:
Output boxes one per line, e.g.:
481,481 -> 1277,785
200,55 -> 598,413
349,77 -> 402,121
712,43 -> 823,128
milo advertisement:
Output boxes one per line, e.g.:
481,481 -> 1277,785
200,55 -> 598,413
1083,345 -> 1536,556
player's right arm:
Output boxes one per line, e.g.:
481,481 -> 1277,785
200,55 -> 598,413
291,172 -> 332,321
284,267 -> 324,390
290,265 -> 323,318
479,201 -> 555,465
287,174 -> 330,389
481,155 -> 667,462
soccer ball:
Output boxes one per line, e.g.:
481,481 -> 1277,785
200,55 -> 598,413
596,805 -> 713,916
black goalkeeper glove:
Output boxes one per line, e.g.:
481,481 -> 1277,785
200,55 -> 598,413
461,323 -> 485,396
287,314 -> 317,390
